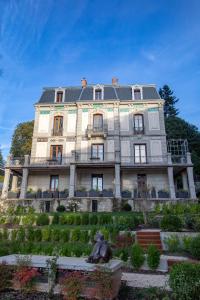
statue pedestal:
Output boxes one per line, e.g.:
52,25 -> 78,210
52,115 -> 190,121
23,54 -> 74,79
0,255 -> 123,299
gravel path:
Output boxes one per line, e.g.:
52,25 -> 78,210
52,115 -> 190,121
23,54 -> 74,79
122,272 -> 170,290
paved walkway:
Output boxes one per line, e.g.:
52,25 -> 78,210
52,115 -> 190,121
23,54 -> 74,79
122,272 -> 170,290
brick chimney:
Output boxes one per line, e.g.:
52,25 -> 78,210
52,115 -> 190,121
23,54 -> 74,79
112,77 -> 118,85
81,78 -> 87,88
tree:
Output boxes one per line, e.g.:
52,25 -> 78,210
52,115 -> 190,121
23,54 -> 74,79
166,116 -> 200,175
0,148 -> 3,165
159,85 -> 179,118
10,121 -> 34,157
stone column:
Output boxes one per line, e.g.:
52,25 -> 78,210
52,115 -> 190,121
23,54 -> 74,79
187,166 -> 196,199
69,164 -> 76,198
1,155 -> 11,200
167,166 -> 176,199
19,155 -> 29,199
11,175 -> 18,192
182,171 -> 189,191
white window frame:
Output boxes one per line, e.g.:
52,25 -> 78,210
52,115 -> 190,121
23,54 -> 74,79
54,88 -> 65,103
132,85 -> 143,100
93,85 -> 104,100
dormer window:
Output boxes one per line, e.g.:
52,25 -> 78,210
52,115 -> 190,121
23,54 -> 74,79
56,91 -> 63,103
134,89 -> 141,100
95,89 -> 102,100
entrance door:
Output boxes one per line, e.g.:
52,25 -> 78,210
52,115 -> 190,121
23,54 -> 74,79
92,200 -> 98,212
45,201 -> 51,213
137,174 -> 147,198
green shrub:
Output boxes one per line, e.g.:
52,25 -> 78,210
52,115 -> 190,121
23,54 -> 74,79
90,228 -> 97,242
56,205 -> 66,212
11,229 -> 17,241
147,244 -> 160,270
89,214 -> 98,225
161,215 -> 182,231
26,227 -> 35,242
0,216 -> 6,224
16,228 -> 25,242
60,229 -> 70,243
66,214 -> 75,225
194,217 -> 200,232
22,214 -> 35,226
122,203 -> 132,211
130,244 -> 145,270
114,248 -> 129,262
34,229 -> 42,242
79,230 -> 89,243
169,262 -> 200,300
71,229 -> 81,242
36,214 -> 49,226
100,228 -> 109,241
74,214 -> 81,225
2,228 -> 8,241
52,214 -> 60,225
99,214 -> 112,225
164,235 -> 181,253
41,228 -> 51,242
190,235 -> 200,259
51,229 -> 60,242
81,213 -> 89,225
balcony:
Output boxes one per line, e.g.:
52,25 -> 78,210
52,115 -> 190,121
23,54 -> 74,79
86,124 -> 108,139
52,128 -> 63,136
29,156 -> 72,166
134,126 -> 144,135
75,151 -> 116,164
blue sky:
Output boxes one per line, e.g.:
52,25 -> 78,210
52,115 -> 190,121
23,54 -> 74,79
0,0 -> 200,158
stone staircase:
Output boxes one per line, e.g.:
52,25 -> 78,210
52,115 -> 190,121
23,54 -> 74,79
136,230 -> 162,251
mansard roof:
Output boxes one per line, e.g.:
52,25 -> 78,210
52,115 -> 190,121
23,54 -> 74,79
37,84 -> 161,104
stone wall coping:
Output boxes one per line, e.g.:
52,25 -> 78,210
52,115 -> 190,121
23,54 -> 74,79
0,255 -> 123,272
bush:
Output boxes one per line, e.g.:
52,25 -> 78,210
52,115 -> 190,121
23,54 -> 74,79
41,228 -> 51,242
160,215 -> 182,231
194,217 -> 200,232
99,214 -> 112,225
89,214 -> 98,225
100,228 -> 110,241
60,229 -> 70,243
190,235 -> 200,259
130,244 -> 145,270
0,263 -> 13,291
22,215 -> 35,226
11,229 -> 17,241
79,230 -> 89,243
182,236 -> 192,253
51,229 -> 60,242
169,262 -> 200,300
147,244 -> 160,270
36,214 -> 49,226
81,213 -> 89,225
34,229 -> 42,242
17,228 -> 26,242
56,205 -> 66,212
122,203 -> 132,211
2,228 -> 8,241
71,229 -> 81,242
52,214 -> 60,225
26,227 -> 35,242
164,235 -> 181,253
74,214 -> 81,225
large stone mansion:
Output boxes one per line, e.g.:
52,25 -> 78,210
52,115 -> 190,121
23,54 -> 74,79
1,78 -> 197,212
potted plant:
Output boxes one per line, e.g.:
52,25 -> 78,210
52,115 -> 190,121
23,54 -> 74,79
59,189 -> 69,198
42,190 -> 52,198
121,190 -> 132,198
26,188 -> 36,199
36,189 -> 42,198
151,187 -> 156,198
75,187 -> 88,197
176,189 -> 189,198
89,188 -> 101,197
52,189 -> 59,198
102,188 -> 113,197
7,191 -> 18,199
158,189 -> 169,198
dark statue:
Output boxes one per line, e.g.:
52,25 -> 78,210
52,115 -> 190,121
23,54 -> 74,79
87,232 -> 112,264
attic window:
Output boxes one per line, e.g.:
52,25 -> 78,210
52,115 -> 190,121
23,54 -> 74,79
134,89 -> 141,100
95,89 -> 102,100
56,91 -> 63,103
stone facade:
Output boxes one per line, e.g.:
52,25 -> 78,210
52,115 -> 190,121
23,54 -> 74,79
1,80 -> 197,211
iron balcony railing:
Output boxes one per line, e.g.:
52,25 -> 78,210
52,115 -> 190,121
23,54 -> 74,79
75,151 -> 116,163
29,156 -> 72,166
52,128 -> 63,136
86,124 -> 108,137
133,126 -> 145,135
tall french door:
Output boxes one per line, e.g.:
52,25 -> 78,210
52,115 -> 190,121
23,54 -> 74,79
92,174 -> 103,191
91,144 -> 104,160
53,116 -> 63,136
50,145 -> 63,163
50,175 -> 59,191
93,114 -> 103,131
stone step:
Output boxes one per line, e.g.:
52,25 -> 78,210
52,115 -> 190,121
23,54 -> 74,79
137,232 -> 161,236
136,230 -> 163,251
137,236 -> 161,240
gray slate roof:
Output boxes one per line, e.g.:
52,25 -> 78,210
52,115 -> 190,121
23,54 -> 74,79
38,85 -> 160,104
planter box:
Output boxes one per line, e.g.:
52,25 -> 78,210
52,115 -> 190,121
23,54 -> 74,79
176,191 -> 189,198
122,191 -> 132,198
158,191 -> 169,198
102,190 -> 113,197
42,191 -> 52,198
75,191 -> 88,197
89,191 -> 102,197
7,192 -> 18,199
59,191 -> 69,198
26,192 -> 36,199
52,191 -> 59,198
36,190 -> 42,198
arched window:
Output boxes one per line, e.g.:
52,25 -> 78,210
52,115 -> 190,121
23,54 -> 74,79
53,116 -> 63,136
93,114 -> 103,131
134,114 -> 144,134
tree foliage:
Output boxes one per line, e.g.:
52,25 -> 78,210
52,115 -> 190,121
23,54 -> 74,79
0,149 -> 3,165
159,85 -> 179,117
10,121 -> 34,157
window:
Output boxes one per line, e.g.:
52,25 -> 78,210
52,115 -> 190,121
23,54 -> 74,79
134,144 -> 147,163
50,145 -> 63,163
92,200 -> 98,212
50,175 -> 59,191
95,89 -> 102,100
53,116 -> 63,136
56,91 -> 63,103
134,89 -> 141,100
134,114 -> 144,134
91,144 -> 104,160
93,114 -> 103,131
92,174 -> 103,191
